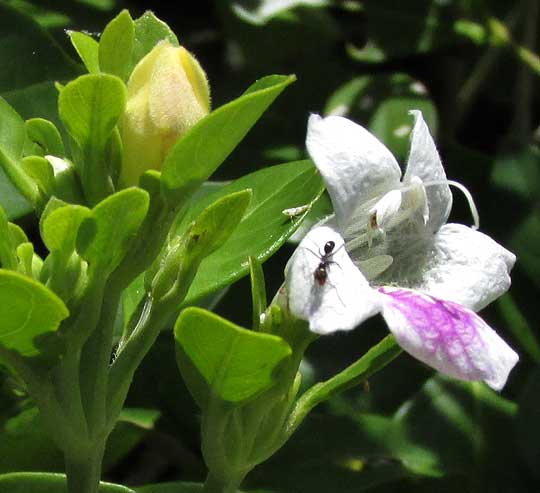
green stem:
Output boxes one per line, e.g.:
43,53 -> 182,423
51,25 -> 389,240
106,295 -> 170,425
203,471 -> 243,493
80,282 -> 122,436
64,443 -> 105,493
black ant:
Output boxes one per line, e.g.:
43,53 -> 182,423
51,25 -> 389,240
304,240 -> 344,286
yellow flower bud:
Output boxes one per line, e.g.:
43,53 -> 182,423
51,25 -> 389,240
120,40 -> 210,186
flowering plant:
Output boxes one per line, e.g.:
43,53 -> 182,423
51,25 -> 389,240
0,2 -> 536,493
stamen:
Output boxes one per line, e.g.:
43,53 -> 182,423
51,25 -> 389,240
423,179 -> 480,230
398,178 -> 480,230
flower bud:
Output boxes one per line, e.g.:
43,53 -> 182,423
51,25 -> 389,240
120,40 -> 210,186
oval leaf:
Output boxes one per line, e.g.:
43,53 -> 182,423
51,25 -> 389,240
68,31 -> 100,74
77,188 -> 149,275
0,269 -> 69,356
58,74 -> 127,204
175,307 -> 292,407
99,10 -> 134,81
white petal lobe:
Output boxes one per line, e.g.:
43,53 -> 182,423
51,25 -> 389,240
286,226 -> 382,334
306,114 -> 401,231
385,224 -> 516,312
404,110 -> 452,232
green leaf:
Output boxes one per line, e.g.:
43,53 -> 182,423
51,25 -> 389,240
3,81 -> 67,150
249,256 -> 267,330
0,472 -> 134,492
0,206 -> 18,270
4,1 -> 71,30
0,98 -> 38,207
68,31 -> 100,74
20,156 -> 54,200
182,160 -> 323,305
148,190 -> 251,303
0,97 -> 25,160
491,146 -> 540,200
0,167 -> 31,220
161,74 -> 296,203
175,307 -> 292,407
25,118 -> 65,157
186,190 -> 253,261
58,74 -> 127,204
99,10 -> 135,81
42,204 -> 91,255
0,269 -> 68,357
77,188 -> 149,276
288,335 -> 401,431
0,3 -> 79,93
131,11 -> 179,70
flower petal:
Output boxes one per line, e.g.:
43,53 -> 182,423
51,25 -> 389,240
403,110 -> 452,233
286,226 -> 381,334
306,114 -> 401,231
380,223 -> 516,311
379,287 -> 519,390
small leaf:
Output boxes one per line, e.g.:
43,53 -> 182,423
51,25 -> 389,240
25,118 -> 65,157
68,31 -> 100,74
42,204 -> 91,255
99,10 -> 135,81
186,190 -> 252,261
161,74 -> 296,203
0,269 -> 68,357
249,256 -> 267,330
131,11 -> 179,69
77,188 -> 149,276
0,98 -> 38,206
20,156 -> 55,198
175,307 -> 292,407
58,74 -> 127,204
0,472 -> 135,492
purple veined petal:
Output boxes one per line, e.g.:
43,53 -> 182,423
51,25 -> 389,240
306,114 -> 401,231
379,287 -> 519,391
403,110 -> 452,233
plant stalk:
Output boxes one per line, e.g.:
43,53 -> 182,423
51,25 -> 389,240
203,471 -> 243,493
64,443 -> 105,493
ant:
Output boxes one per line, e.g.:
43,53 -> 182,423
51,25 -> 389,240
304,240 -> 345,286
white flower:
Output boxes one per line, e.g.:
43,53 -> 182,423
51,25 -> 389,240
306,110 -> 515,312
285,111 -> 519,390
